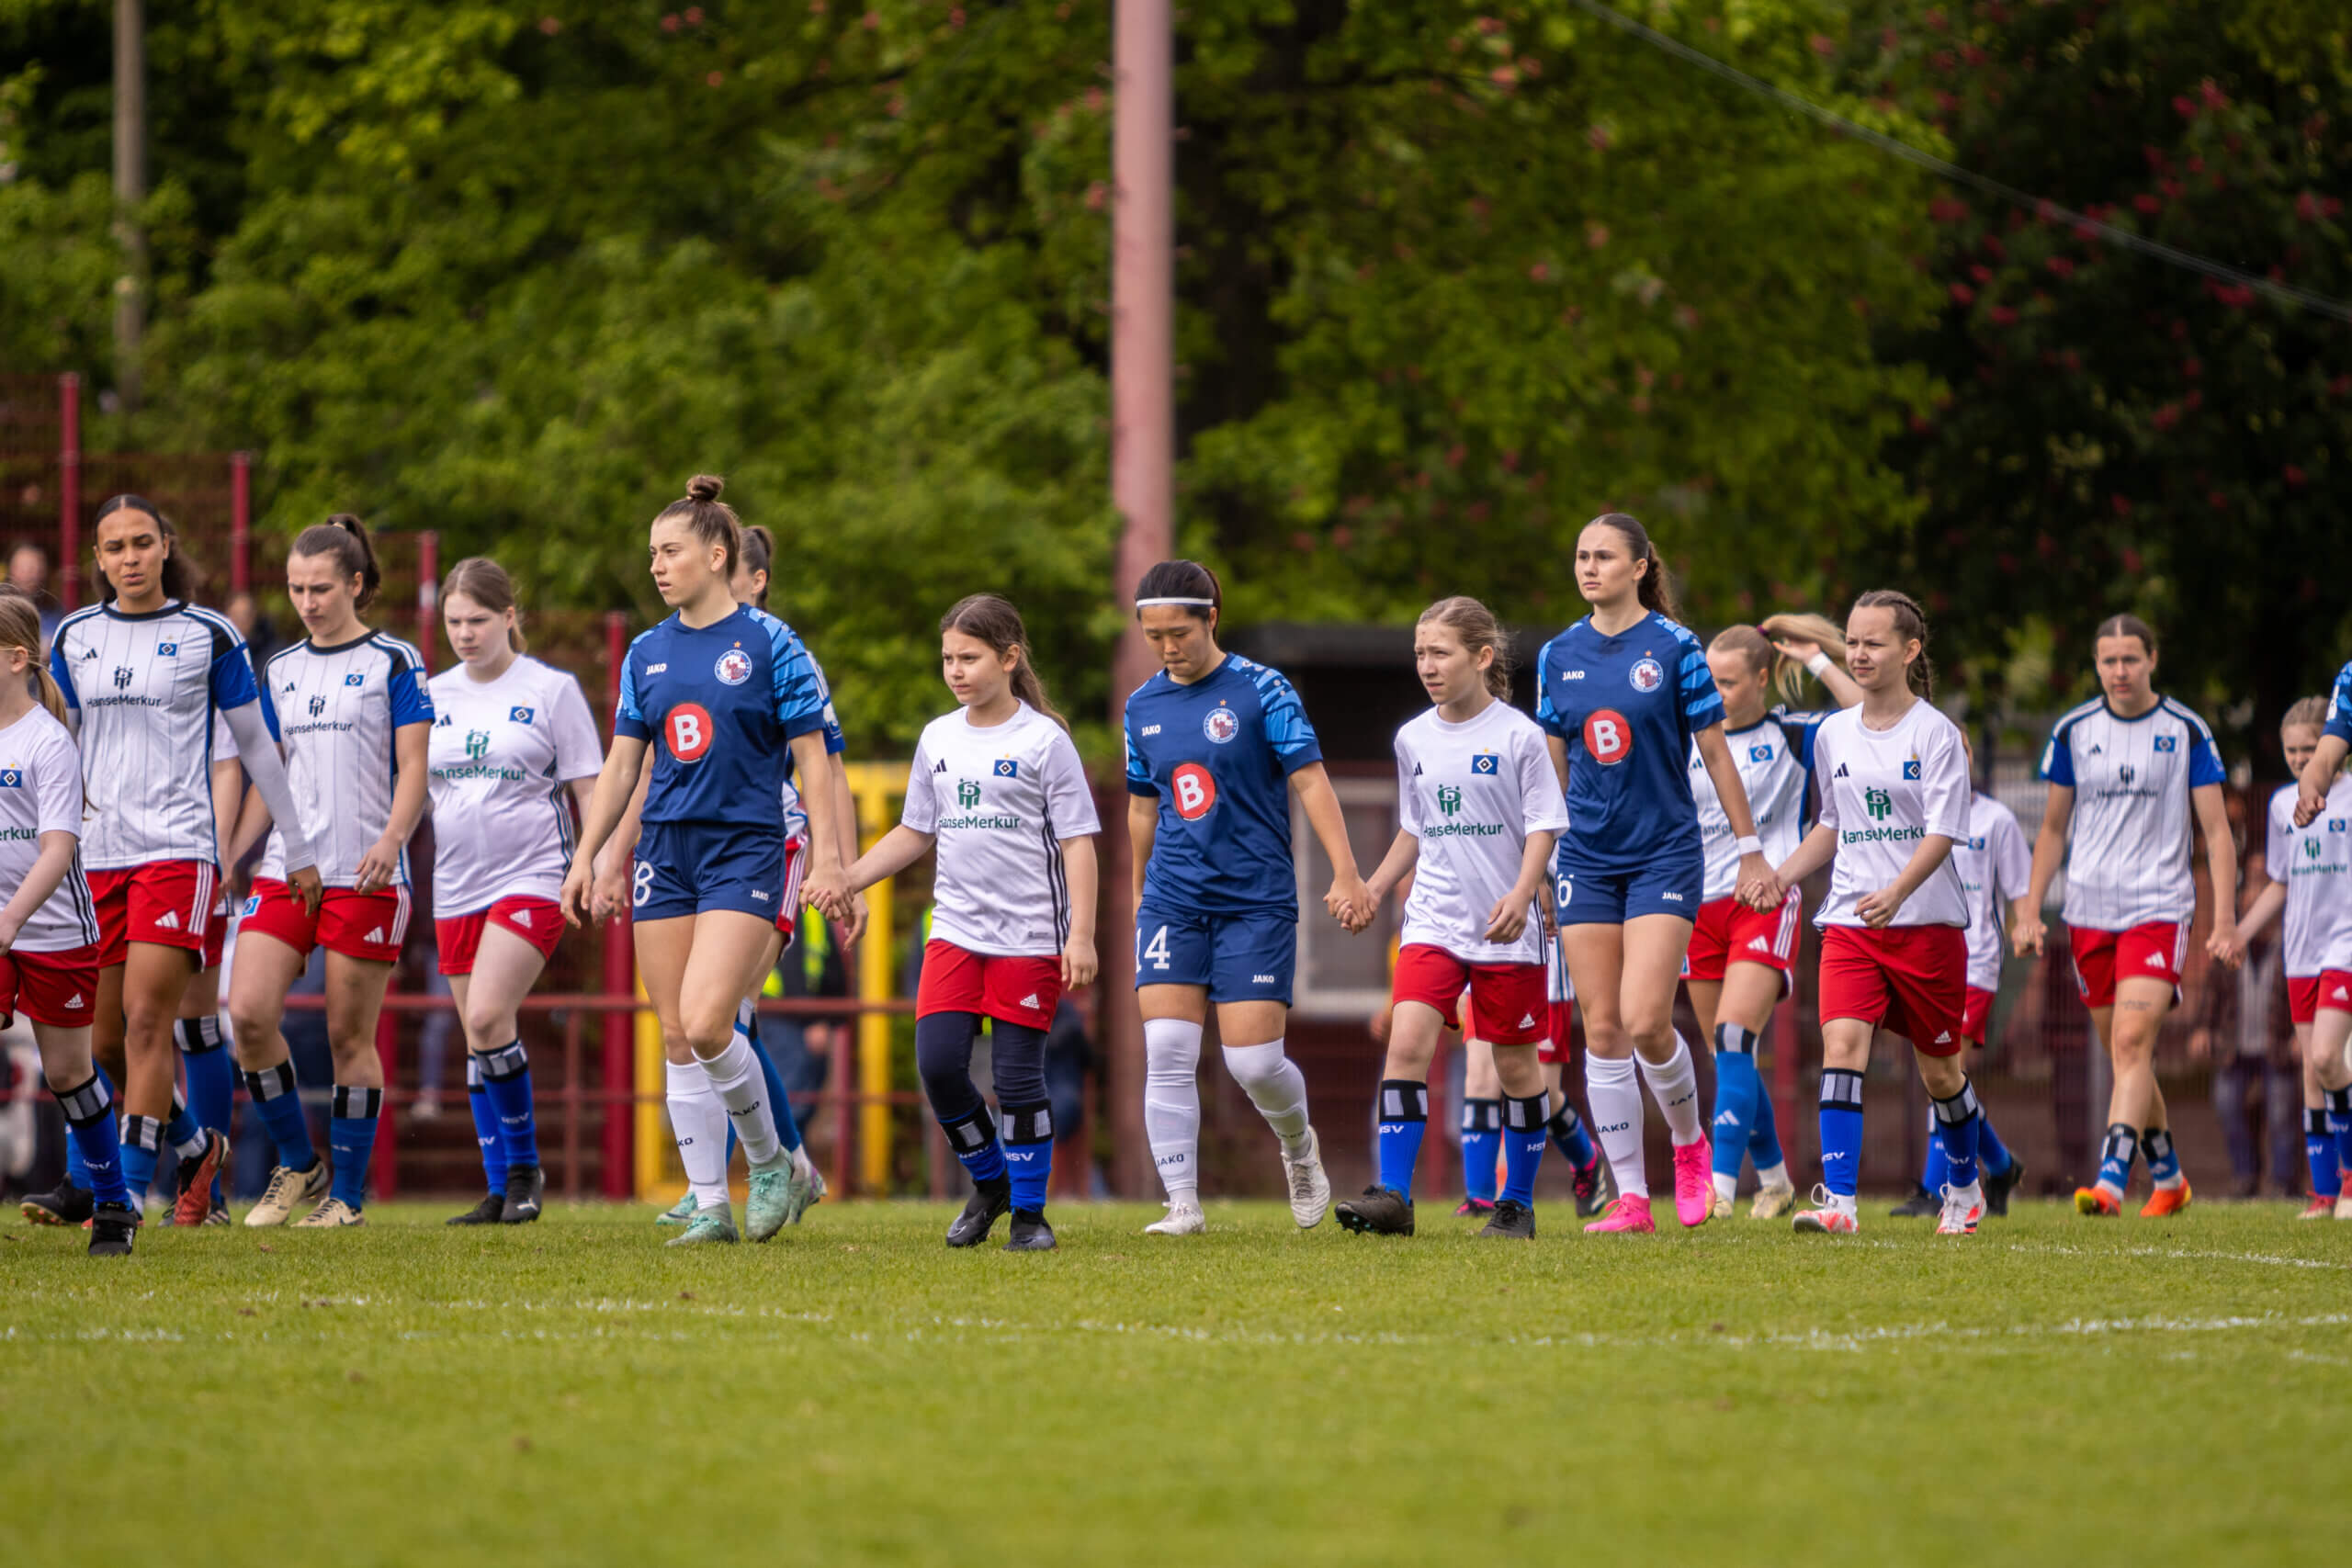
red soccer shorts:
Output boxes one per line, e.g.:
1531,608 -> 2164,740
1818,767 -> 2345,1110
2290,970 -> 2352,1025
242,878 -> 411,964
1393,944 -> 1549,1046
773,837 -> 807,940
2068,921 -> 2185,1009
0,943 -> 99,1029
435,896 -> 564,976
1818,924 -> 1968,1056
1961,984 -> 1996,1046
86,859 -> 218,968
916,939 -> 1060,1030
1681,894 -> 1802,988
1539,998 -> 1576,1065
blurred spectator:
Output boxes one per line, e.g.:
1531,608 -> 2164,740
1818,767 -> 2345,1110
9,541 -> 60,649
226,589 -> 279,668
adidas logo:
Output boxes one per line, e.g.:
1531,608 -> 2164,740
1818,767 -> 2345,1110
2334,986 -> 2348,1002
1747,936 -> 1771,952
1713,1109 -> 1739,1126
365,928 -> 386,943
64,992 -> 85,1009
2145,953 -> 2168,969
1517,1013 -> 1536,1029
1018,993 -> 1041,1010
1934,1030 -> 1952,1043
512,909 -> 531,928
154,910 -> 180,931
1833,762 -> 1850,778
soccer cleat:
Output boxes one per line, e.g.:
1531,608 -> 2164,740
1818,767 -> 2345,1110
1983,1157 -> 2027,1219
2299,1194 -> 2335,1220
500,1164 -> 546,1225
2073,1185 -> 2122,1217
20,1179 -> 93,1228
170,1129 -> 231,1228
1750,1180 -> 1796,1221
1708,1190 -> 1734,1222
1669,1138 -> 1713,1227
447,1192 -> 506,1226
744,1156 -> 799,1243
1571,1156 -> 1615,1219
2138,1180 -> 2192,1218
1453,1197 -> 1496,1218
1478,1198 -> 1535,1240
2336,1192 -> 2352,1221
87,1201 -> 140,1258
654,1192 -> 699,1226
245,1160 -> 331,1227
664,1203 -> 738,1246
1887,1184 -> 1939,1219
1143,1197 -> 1205,1236
780,1145 -> 826,1225
1936,1183 -> 1984,1235
291,1197 -> 365,1228
203,1203 -> 232,1226
1283,1127 -> 1332,1229
945,1175 -> 1012,1248
1003,1211 -> 1057,1252
1584,1193 -> 1656,1235
1334,1186 -> 1415,1236
1792,1187 -> 1859,1234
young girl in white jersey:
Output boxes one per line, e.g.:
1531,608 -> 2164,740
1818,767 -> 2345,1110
426,558 -> 603,1225
2015,614 -> 2241,1217
1745,591 -> 1989,1235
1336,597 -> 1568,1239
227,517 -> 435,1227
0,587 -> 138,1255
842,595 -> 1099,1250
1687,615 -> 1860,1221
2236,698 -> 2352,1219
20,496 -> 316,1231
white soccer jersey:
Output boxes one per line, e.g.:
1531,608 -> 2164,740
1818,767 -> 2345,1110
2266,777 -> 2352,978
1811,700 -> 1972,930
1396,700 -> 1568,965
49,600 -> 262,870
900,703 -> 1099,957
0,705 -> 98,953
1689,706 -> 1831,900
1954,792 -> 2030,992
2040,696 -> 2226,931
426,657 -> 602,916
258,633 -> 435,888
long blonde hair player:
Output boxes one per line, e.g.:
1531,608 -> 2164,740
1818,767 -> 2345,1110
1687,615 -> 1860,1221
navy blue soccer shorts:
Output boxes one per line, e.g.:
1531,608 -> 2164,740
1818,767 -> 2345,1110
633,821 -> 790,923
1133,902 -> 1296,1006
1555,851 -> 1704,927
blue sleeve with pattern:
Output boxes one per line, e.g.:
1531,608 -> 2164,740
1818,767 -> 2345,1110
388,651 -> 434,728
48,640 -> 76,710
2328,662 -> 2352,745
615,637 -> 651,741
1252,665 -> 1324,773
1678,639 -> 1724,730
1124,702 -> 1158,797
2038,719 -> 2075,787
766,621 -> 828,741
208,633 -> 259,710
1532,635 -> 1566,740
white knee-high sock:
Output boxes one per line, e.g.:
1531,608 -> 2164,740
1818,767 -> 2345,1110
1638,1033 -> 1705,1145
666,1057 -> 730,1211
1144,1019 -> 1204,1201
1223,1040 -> 1312,1156
702,1033 -> 781,1167
1586,1053 -> 1648,1199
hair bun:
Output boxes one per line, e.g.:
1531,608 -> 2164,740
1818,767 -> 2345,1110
685,474 -> 725,504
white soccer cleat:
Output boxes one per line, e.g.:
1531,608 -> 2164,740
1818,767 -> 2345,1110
1750,1179 -> 1797,1221
1708,1190 -> 1735,1222
2337,1192 -> 2352,1222
244,1160 -> 331,1227
1935,1182 -> 1985,1236
1283,1127 -> 1332,1229
1792,1185 -> 1859,1235
1144,1196 -> 1205,1236
290,1196 -> 365,1228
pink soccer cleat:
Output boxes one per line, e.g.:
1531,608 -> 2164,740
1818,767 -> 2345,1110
1583,1193 -> 1657,1234
1670,1138 -> 1713,1228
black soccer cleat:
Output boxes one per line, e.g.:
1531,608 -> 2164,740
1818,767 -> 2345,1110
1887,1184 -> 1939,1219
447,1192 -> 506,1226
21,1178 -> 93,1228
87,1201 -> 140,1258
946,1176 -> 1012,1247
1571,1157 -> 1614,1219
1479,1198 -> 1536,1240
1334,1185 -> 1414,1236
1003,1210 -> 1057,1252
501,1164 -> 546,1224
1983,1156 -> 2027,1219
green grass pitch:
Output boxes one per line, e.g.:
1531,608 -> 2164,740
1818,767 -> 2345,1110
6,1199 -> 2345,1565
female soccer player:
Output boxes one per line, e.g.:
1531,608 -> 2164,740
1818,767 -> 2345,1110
1744,591 -> 1987,1235
1124,558 -> 1369,1236
560,476 -> 847,1247
227,516 -> 435,1227
427,558 -> 603,1225
1687,615 -> 1860,1221
2239,698 -> 2352,1218
842,594 -> 1100,1250
0,587 -> 136,1255
1533,513 -> 1772,1234
2016,614 -> 2240,1217
1336,596 -> 1567,1240
22,495 -> 317,1230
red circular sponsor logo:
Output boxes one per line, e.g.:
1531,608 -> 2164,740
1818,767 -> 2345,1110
665,702 -> 715,763
1171,762 -> 1218,820
1583,708 -> 1633,765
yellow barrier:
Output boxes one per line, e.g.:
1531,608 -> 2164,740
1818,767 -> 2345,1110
842,761 -> 907,1193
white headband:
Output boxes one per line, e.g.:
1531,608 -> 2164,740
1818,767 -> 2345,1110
1135,596 -> 1217,607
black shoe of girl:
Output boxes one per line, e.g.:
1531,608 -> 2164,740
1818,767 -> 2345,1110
1479,1198 -> 1536,1239
88,1201 -> 140,1258
1887,1184 -> 1939,1219
21,1179 -> 93,1227
1983,1157 -> 2027,1219
500,1165 -> 546,1224
946,1176 -> 1012,1247
1003,1210 -> 1057,1251
447,1192 -> 505,1226
1334,1186 -> 1415,1236
1571,1158 -> 1614,1219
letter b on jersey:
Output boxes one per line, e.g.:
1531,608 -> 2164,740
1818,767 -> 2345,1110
1583,708 -> 1633,765
666,702 -> 715,763
1171,761 -> 1217,821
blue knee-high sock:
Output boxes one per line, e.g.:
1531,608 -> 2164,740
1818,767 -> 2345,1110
121,1114 -> 163,1198
1710,1030 -> 1760,1187
940,1105 -> 1007,1186
481,1041 -> 539,1168
177,1017 -> 235,1205
741,1009 -> 802,1154
1975,1104 -> 2013,1176
1747,1066 -> 1785,1176
243,1060 -> 319,1170
466,1055 -> 507,1194
1377,1079 -> 1430,1201
1819,1069 -> 1865,1199
2307,1109 -> 2342,1199
2326,1089 -> 2352,1187
1500,1092 -> 1547,1206
1931,1078 -> 1983,1190
1460,1098 -> 1500,1201
52,1073 -> 130,1207
2095,1123 -> 2137,1194
1922,1108 -> 1951,1193
164,1079 -> 204,1151
1545,1101 -> 1595,1168
328,1087 -> 381,1210
1001,1100 -> 1053,1214
64,1064 -> 104,1190
2143,1125 -> 2182,1189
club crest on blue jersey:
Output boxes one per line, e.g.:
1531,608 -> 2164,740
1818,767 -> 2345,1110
1471,751 -> 1498,774
993,758 -> 1019,778
2154,734 -> 2177,752
1903,759 -> 1921,780
155,642 -> 177,657
1629,657 -> 1665,693
509,706 -> 535,724
0,769 -> 20,788
714,649 -> 752,686
1203,706 -> 1240,744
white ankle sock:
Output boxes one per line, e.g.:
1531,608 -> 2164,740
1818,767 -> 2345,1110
1638,1034 -> 1704,1145
1222,1040 -> 1312,1156
1585,1054 -> 1647,1199
702,1034 -> 780,1166
1144,1018 -> 1204,1201
1713,1171 -> 1738,1203
665,1058 -> 729,1210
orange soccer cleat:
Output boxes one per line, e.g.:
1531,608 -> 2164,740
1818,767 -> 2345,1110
2138,1180 -> 2193,1218
2073,1184 -> 2123,1216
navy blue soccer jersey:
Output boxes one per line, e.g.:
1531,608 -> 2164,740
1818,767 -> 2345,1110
616,605 -> 831,829
1124,653 -> 1323,918
2327,660 -> 2352,747
1534,612 -> 1724,875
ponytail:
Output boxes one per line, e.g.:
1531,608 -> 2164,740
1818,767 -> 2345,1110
292,513 -> 382,610
1589,513 -> 1679,623
1713,611 -> 1852,705
0,586 -> 67,725
1851,589 -> 1935,700
940,593 -> 1069,734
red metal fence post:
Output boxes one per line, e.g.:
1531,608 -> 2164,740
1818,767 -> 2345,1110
58,374 -> 80,609
415,530 -> 438,672
229,451 -> 250,596
599,609 -> 634,1197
